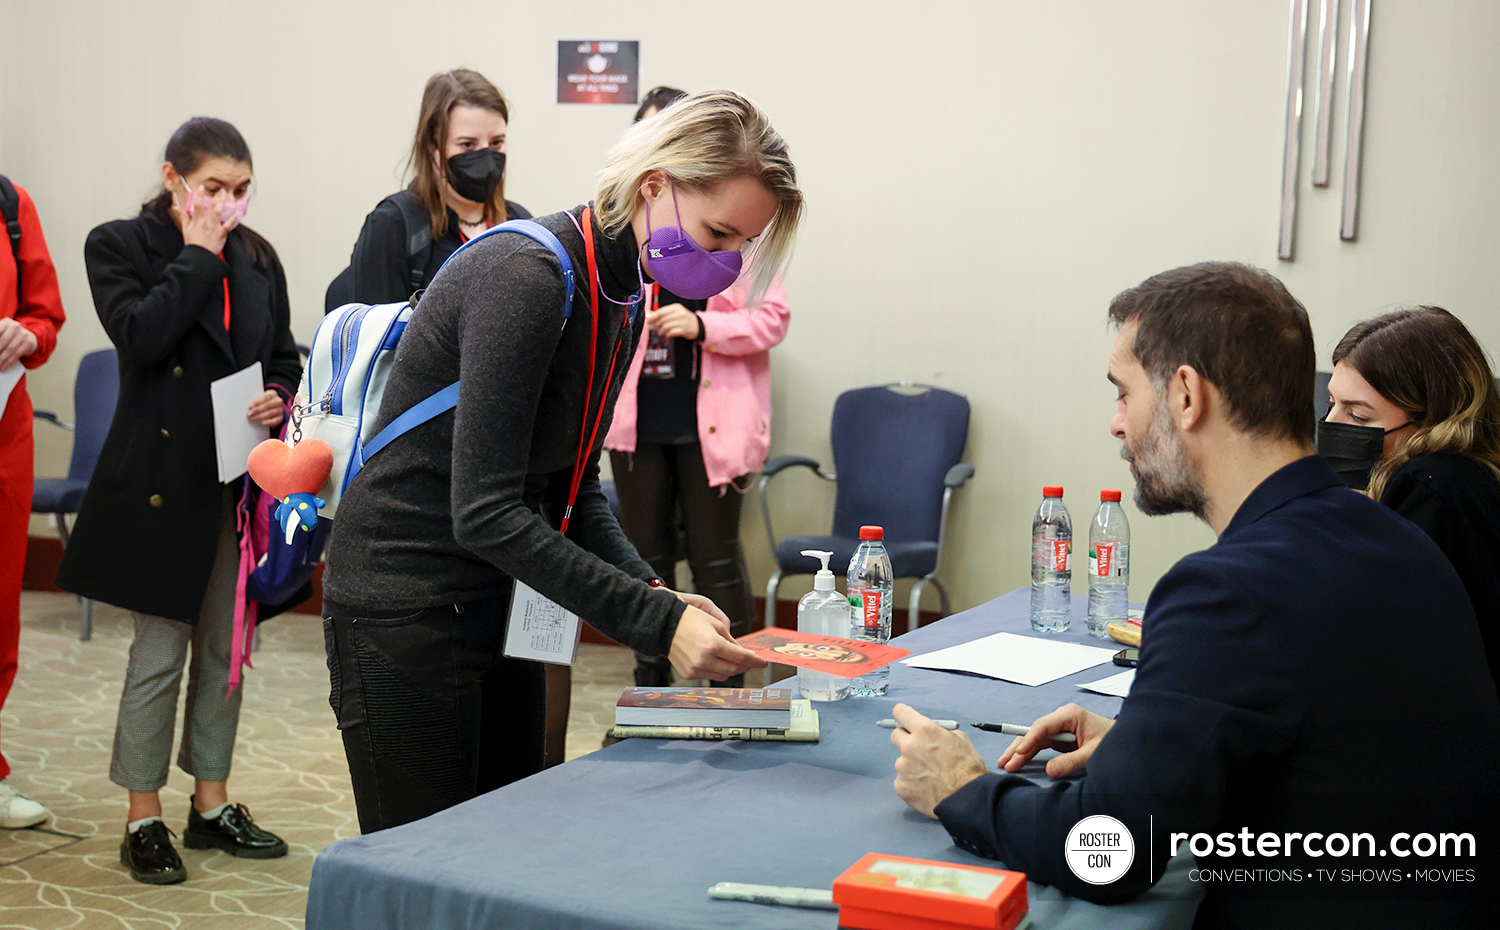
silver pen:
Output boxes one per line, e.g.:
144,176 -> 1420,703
708,882 -> 837,910
970,722 -> 1078,745
877,718 -> 959,730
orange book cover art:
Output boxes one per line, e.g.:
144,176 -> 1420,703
735,628 -> 913,678
833,853 -> 1028,930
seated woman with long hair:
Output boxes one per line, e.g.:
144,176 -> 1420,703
1321,305 -> 1500,687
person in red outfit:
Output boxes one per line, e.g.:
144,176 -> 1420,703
0,177 -> 66,829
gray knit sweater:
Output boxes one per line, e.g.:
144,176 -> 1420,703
323,206 -> 685,656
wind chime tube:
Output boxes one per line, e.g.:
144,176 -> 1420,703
1312,0 -> 1341,187
1341,0 -> 1372,240
1278,0 -> 1310,261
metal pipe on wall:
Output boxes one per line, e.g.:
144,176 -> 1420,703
1312,0 -> 1341,187
1278,0 -> 1310,261
1341,0 -> 1373,240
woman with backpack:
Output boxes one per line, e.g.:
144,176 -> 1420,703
58,117 -> 302,884
604,87 -> 792,689
327,68 -> 531,310
322,89 -> 804,833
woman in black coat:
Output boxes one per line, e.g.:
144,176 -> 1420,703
57,118 -> 301,885
1320,305 -> 1500,688
325,68 -> 530,311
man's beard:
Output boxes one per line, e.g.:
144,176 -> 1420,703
1122,396 -> 1209,520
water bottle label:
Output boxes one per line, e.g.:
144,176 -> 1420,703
848,585 -> 881,632
1089,542 -> 1128,577
1051,539 -> 1070,572
1090,543 -> 1112,577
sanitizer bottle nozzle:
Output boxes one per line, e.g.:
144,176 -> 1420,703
802,549 -> 836,592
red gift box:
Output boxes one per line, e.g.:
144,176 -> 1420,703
832,853 -> 1028,930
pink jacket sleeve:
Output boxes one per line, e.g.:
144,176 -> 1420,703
700,274 -> 789,357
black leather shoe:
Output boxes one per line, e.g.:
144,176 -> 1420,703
120,820 -> 187,884
183,802 -> 288,859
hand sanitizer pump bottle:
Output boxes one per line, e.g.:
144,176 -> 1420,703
797,550 -> 850,702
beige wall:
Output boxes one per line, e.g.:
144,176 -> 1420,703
5,1 -> 1498,613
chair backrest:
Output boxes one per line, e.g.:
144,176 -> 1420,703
829,384 -> 969,545
68,348 -> 120,483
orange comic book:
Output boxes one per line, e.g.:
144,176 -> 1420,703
832,853 -> 1028,930
734,628 -> 912,678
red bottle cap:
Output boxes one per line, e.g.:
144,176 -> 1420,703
1100,489 -> 1122,502
859,525 -> 884,541
1042,485 -> 1064,498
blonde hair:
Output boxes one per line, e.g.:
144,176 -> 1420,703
594,89 -> 802,303
1333,306 -> 1500,499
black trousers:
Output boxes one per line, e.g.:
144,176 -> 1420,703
322,595 -> 545,834
609,443 -> 755,686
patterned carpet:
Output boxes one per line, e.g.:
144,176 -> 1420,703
0,591 -> 635,928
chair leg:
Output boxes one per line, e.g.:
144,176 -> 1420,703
909,575 -> 954,631
80,597 -> 93,642
908,579 -> 928,631
764,570 -> 783,630
930,576 -> 953,616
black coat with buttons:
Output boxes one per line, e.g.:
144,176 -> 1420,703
57,207 -> 302,622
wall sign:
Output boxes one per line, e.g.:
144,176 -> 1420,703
557,40 -> 640,105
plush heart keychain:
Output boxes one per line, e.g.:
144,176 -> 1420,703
247,438 -> 334,544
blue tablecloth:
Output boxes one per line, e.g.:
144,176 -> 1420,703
306,589 -> 1202,929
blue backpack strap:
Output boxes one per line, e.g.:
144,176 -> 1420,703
441,219 -> 575,319
351,381 -> 461,485
352,220 -> 579,482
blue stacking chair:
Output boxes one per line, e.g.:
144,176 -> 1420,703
32,348 -> 119,641
758,383 -> 974,631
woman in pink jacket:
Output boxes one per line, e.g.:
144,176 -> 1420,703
604,268 -> 790,688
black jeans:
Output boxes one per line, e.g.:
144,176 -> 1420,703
609,443 -> 755,686
322,595 -> 545,834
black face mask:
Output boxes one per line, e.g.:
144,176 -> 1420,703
445,149 -> 506,204
1315,417 -> 1412,490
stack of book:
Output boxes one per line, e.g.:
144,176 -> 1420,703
611,687 -> 819,741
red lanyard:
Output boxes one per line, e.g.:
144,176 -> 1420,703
218,252 -> 230,330
560,207 -> 630,532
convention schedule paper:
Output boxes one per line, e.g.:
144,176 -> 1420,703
735,628 -> 912,678
901,631 -> 1117,687
1077,668 -> 1135,697
503,580 -> 582,666
210,361 -> 265,483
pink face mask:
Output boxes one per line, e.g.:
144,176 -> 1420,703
177,178 -> 251,224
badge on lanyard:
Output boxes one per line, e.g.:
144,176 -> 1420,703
641,285 -> 675,379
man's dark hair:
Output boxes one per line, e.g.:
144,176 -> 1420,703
1108,262 -> 1315,444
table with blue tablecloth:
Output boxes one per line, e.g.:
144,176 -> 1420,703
306,588 -> 1202,929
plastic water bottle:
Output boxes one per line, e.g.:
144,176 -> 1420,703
1087,489 -> 1131,639
1030,486 -> 1072,633
847,525 -> 894,697
796,550 -> 851,702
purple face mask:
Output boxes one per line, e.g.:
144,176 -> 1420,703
641,183 -> 743,300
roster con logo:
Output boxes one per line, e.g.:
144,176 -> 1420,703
1066,816 -> 1136,884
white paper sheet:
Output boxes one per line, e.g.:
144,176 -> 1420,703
503,580 -> 582,666
0,362 -> 22,405
901,631 -> 1119,687
1077,668 -> 1135,697
210,361 -> 265,483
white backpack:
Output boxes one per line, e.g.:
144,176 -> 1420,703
293,220 -> 576,517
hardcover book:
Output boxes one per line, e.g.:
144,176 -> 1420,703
614,687 -> 793,728
611,698 -> 820,742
